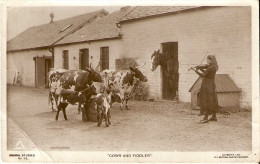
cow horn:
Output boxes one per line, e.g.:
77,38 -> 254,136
89,63 -> 92,69
95,61 -> 100,70
85,67 -> 91,72
136,61 -> 146,68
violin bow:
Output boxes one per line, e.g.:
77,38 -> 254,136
198,51 -> 208,67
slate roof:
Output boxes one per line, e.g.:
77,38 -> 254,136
7,9 -> 108,52
119,6 -> 201,23
55,7 -> 134,45
189,74 -> 241,93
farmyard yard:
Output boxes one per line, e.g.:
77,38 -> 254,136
7,85 -> 251,151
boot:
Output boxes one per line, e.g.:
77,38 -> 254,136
199,115 -> 208,123
209,112 -> 217,121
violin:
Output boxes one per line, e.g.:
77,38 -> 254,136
188,64 -> 210,71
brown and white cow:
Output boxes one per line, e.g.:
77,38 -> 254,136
101,62 -> 148,110
48,68 -> 103,121
48,68 -> 68,112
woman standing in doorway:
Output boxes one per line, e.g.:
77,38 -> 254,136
191,55 -> 218,123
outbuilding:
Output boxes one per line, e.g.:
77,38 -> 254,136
189,74 -> 241,110
7,9 -> 108,88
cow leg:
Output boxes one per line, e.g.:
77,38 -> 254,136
107,109 -> 111,125
97,107 -> 102,126
126,98 -> 130,110
55,105 -> 62,121
83,103 -> 88,122
62,103 -> 69,120
54,95 -> 59,112
78,103 -> 81,114
120,99 -> 124,110
49,92 -> 55,112
104,112 -> 109,127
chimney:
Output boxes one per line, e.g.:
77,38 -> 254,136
120,6 -> 130,11
50,12 -> 54,23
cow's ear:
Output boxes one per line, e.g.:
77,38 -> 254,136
129,67 -> 136,72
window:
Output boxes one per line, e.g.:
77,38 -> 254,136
100,47 -> 109,70
62,50 -> 69,69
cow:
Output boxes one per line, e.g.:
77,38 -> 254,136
101,62 -> 148,110
48,67 -> 103,121
48,68 -> 68,112
95,92 -> 113,127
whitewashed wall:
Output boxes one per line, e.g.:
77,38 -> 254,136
54,39 -> 122,71
7,49 -> 51,87
120,7 -> 251,108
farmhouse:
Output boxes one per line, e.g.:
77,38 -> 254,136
7,9 -> 108,87
7,6 -> 251,108
52,6 -> 133,71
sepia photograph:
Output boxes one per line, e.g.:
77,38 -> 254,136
1,0 -> 259,163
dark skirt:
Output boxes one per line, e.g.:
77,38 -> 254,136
199,77 -> 218,114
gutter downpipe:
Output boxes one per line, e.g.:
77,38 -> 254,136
48,46 -> 54,68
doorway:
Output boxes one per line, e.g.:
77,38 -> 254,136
34,56 -> 52,88
79,49 -> 89,70
161,42 -> 179,100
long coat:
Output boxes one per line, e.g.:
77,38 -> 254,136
197,64 -> 218,113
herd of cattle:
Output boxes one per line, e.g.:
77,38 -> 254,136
48,63 -> 148,127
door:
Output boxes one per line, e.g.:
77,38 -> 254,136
35,56 -> 45,88
62,50 -> 69,69
79,49 -> 89,70
161,42 -> 179,100
100,47 -> 109,71
35,56 -> 52,88
45,58 -> 52,88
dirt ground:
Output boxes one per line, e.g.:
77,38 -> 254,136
6,85 -> 252,151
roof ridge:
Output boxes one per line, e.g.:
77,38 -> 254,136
55,9 -> 108,23
51,9 -> 108,46
117,6 -> 137,23
28,9 -> 107,29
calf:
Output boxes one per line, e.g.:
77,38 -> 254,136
101,62 -> 148,110
95,92 -> 112,127
55,84 -> 97,121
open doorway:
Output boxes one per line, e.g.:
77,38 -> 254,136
161,42 -> 179,100
34,56 -> 52,88
79,49 -> 89,70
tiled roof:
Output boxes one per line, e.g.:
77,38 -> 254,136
55,7 -> 134,45
119,6 -> 201,23
189,74 -> 241,92
7,9 -> 108,51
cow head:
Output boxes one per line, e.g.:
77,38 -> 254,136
86,67 -> 103,83
129,62 -> 148,82
76,84 -> 98,103
151,50 -> 160,71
